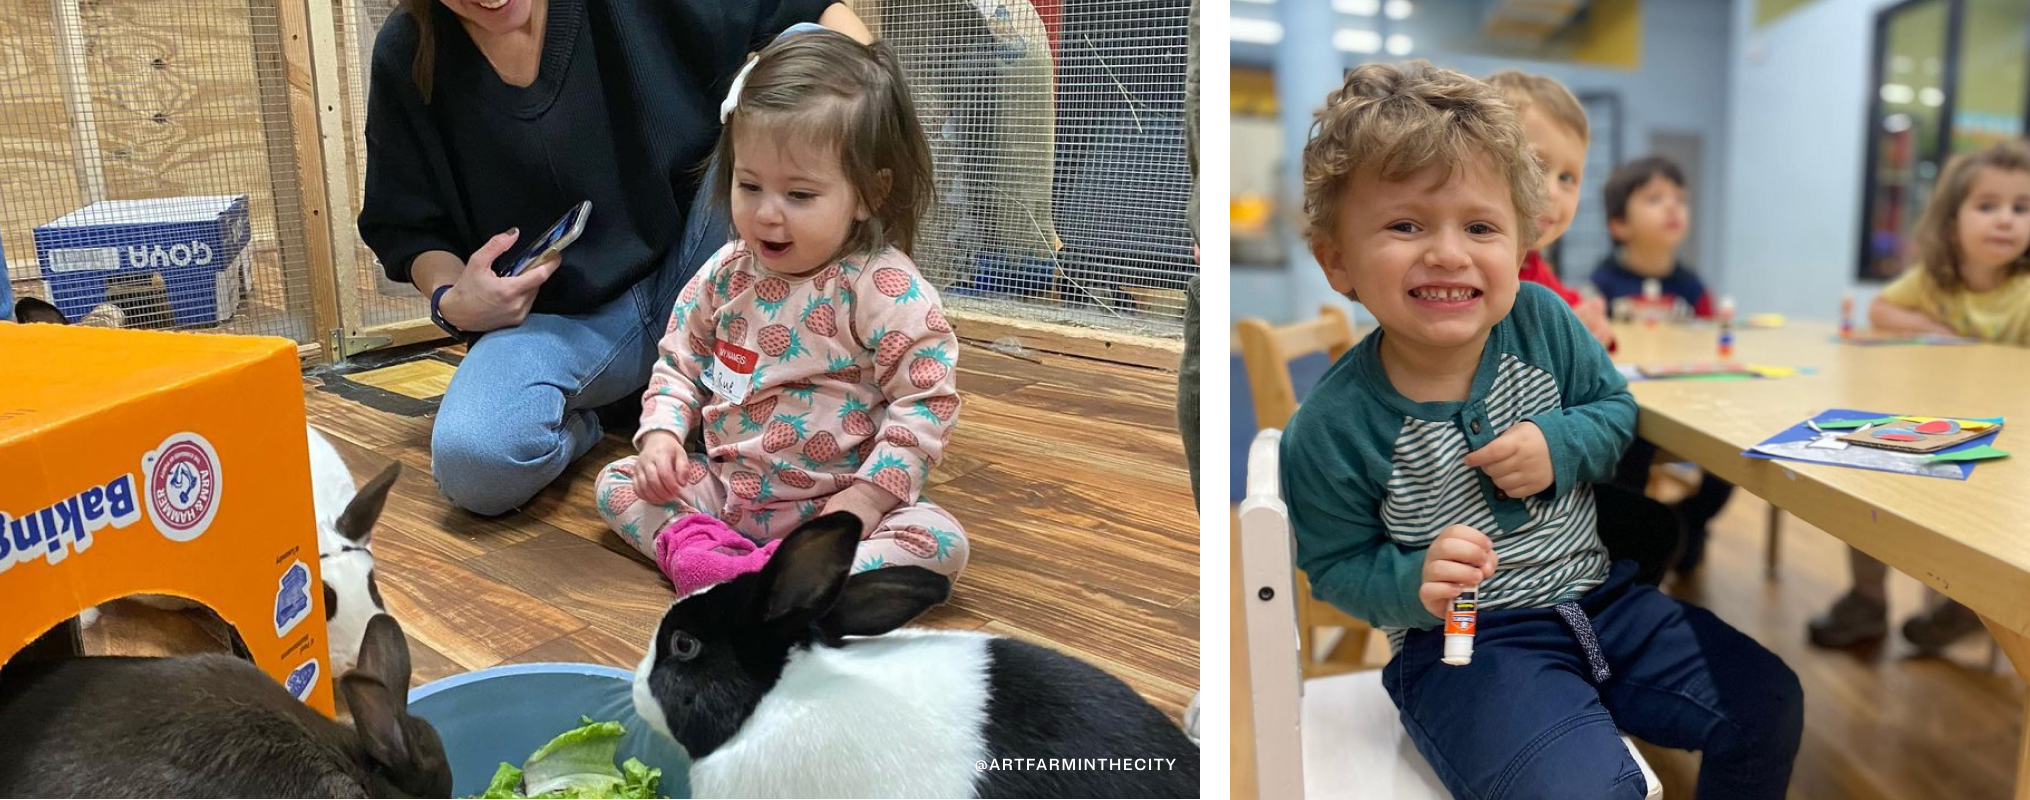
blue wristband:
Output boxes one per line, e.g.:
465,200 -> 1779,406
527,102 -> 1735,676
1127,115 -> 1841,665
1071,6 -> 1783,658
430,284 -> 476,343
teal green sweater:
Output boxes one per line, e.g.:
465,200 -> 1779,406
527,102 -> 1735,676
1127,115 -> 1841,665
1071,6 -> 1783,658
1280,283 -> 1636,633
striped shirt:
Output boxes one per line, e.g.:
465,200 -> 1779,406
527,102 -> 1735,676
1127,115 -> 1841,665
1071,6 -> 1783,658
1281,283 -> 1636,641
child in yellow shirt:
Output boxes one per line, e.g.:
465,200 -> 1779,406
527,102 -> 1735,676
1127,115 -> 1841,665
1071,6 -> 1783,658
1812,140 -> 2030,651
1870,141 -> 2030,345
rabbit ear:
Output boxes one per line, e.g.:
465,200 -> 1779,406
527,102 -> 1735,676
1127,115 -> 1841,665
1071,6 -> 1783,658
757,512 -> 861,633
819,566 -> 949,637
341,671 -> 410,770
342,615 -> 415,768
350,615 -> 412,691
337,463 -> 400,545
14,297 -> 67,324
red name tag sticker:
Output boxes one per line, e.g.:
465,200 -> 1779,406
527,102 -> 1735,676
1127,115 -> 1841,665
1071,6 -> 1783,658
705,340 -> 759,403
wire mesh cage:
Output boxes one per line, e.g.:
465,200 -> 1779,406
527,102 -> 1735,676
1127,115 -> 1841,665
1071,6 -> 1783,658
870,0 -> 1195,337
5,0 -> 1193,351
0,0 -> 321,342
334,0 -> 424,331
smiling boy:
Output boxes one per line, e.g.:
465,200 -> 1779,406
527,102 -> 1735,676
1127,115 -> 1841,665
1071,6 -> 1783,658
1281,61 -> 1802,799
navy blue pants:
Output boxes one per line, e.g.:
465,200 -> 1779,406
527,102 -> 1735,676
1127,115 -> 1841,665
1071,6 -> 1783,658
1383,560 -> 1803,800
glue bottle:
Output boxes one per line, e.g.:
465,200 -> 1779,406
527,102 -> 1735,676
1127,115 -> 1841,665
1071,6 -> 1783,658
1641,279 -> 1663,327
1718,296 -> 1736,358
1442,587 -> 1478,666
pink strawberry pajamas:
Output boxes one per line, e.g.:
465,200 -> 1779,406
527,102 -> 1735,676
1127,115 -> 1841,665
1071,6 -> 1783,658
596,241 -> 969,578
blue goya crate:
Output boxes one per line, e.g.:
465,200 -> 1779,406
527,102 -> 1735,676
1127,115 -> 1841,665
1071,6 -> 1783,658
33,195 -> 252,326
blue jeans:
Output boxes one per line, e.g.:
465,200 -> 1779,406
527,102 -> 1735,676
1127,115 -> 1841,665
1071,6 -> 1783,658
1383,559 -> 1803,800
431,178 -> 728,515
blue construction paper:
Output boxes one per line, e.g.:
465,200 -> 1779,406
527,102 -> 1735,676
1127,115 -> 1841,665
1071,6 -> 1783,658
1741,408 -> 2002,481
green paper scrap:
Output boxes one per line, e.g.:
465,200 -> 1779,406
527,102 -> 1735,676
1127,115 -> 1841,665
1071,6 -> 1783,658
1815,416 -> 1899,429
1817,414 -> 2006,430
1922,445 -> 2010,463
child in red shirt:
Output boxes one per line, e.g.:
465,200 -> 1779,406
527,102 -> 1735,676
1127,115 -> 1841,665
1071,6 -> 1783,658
1488,72 -> 1613,347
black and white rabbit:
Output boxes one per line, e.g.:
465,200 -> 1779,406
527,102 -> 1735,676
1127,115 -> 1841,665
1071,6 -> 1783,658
307,424 -> 398,680
67,424 -> 395,682
632,512 -> 1201,798
0,614 -> 451,798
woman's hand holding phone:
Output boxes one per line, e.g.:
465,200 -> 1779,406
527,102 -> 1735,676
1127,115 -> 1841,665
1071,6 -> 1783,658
437,228 -> 562,333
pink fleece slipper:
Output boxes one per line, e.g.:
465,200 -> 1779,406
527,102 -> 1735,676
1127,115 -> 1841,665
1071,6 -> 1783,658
655,513 -> 780,596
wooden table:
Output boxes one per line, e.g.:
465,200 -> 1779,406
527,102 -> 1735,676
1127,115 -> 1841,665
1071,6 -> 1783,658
1615,319 -> 2030,798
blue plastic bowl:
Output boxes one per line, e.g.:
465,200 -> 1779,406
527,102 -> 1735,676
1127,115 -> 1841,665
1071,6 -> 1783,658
408,663 -> 692,798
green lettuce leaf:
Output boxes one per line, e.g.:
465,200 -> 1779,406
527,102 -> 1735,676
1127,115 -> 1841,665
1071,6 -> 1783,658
615,758 -> 663,799
463,717 -> 665,799
477,763 -> 525,799
522,716 -> 629,797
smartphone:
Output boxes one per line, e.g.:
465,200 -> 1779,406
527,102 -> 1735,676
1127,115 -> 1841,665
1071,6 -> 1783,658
498,200 -> 591,277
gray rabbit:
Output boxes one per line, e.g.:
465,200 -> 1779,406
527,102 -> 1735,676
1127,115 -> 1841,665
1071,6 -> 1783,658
0,614 -> 450,798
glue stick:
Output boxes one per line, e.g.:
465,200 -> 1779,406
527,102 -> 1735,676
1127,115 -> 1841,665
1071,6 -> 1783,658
1442,587 -> 1478,666
1718,296 -> 1736,358
1840,293 -> 1854,339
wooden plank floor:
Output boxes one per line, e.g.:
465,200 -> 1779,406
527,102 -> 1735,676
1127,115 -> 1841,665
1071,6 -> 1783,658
1647,491 -> 2023,800
96,343 -> 1199,723
1232,490 -> 2024,800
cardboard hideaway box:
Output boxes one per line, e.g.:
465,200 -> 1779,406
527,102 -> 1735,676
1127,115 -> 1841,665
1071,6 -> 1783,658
0,323 -> 333,715
33,195 -> 253,327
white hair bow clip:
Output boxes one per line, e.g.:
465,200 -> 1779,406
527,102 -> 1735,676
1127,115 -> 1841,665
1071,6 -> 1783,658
720,22 -> 830,124
720,56 -> 759,123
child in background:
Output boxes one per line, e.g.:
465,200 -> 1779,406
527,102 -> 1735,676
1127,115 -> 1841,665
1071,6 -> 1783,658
1869,142 -> 2030,344
1285,60 -> 1801,799
1592,156 -> 1735,577
1592,156 -> 1713,317
1486,70 -> 1614,347
1812,140 -> 2030,650
595,31 -> 969,584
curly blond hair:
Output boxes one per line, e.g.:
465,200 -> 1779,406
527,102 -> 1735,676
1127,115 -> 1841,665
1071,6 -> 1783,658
1913,140 -> 2030,291
1302,61 -> 1548,256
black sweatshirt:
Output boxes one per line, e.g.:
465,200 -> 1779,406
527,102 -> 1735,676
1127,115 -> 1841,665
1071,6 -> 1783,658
358,0 -> 832,314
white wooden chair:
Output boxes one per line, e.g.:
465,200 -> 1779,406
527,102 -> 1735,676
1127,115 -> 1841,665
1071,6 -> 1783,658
1236,306 -> 1373,676
1241,428 -> 1662,800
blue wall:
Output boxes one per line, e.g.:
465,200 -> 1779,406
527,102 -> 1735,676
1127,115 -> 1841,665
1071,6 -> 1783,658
1716,0 -> 1906,321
